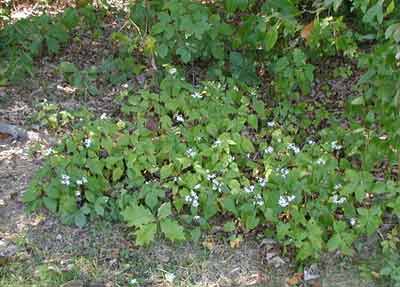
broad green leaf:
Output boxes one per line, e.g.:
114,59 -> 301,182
135,223 -> 157,246
158,202 -> 172,219
121,204 -> 155,227
160,219 -> 185,241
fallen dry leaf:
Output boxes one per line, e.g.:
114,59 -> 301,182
301,21 -> 314,40
286,272 -> 303,286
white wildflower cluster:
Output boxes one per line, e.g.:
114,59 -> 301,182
212,178 -> 223,192
194,184 -> 201,190
76,176 -> 88,186
257,177 -> 267,187
267,121 -> 276,128
100,113 -> 108,120
279,195 -> 296,208
331,141 -> 343,150
288,143 -> 300,154
308,139 -> 315,145
44,148 -> 54,156
75,190 -> 81,197
168,68 -> 177,75
332,194 -> 346,205
84,138 -> 92,148
244,185 -> 255,193
185,191 -> 199,208
191,91 -> 203,99
212,139 -> 222,148
193,215 -> 201,222
61,174 -> 71,186
279,168 -> 290,178
186,148 -> 197,158
349,218 -> 356,226
264,146 -> 274,154
316,158 -> 326,165
334,183 -> 342,190
255,194 -> 264,207
206,171 -> 216,181
174,113 -> 185,123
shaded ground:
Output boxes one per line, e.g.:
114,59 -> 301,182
0,2 -> 390,287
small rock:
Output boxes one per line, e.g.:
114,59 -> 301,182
0,240 -> 17,266
304,263 -> 320,281
61,280 -> 84,287
269,256 -> 286,268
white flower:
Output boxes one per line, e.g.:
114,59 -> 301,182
207,173 -> 216,180
61,174 -> 70,186
255,194 -> 264,206
174,113 -> 185,123
212,178 -> 223,192
84,138 -> 92,148
279,168 -> 289,178
191,92 -> 203,99
308,139 -> 315,145
316,158 -> 326,165
212,139 -> 222,148
228,155 -> 235,162
288,143 -> 300,154
44,148 -> 53,156
194,184 -> 201,190
244,185 -> 255,193
193,215 -> 201,222
75,190 -> 81,197
334,183 -> 342,190
76,176 -> 87,185
130,278 -> 138,285
332,195 -> 346,204
100,113 -> 108,120
331,141 -> 343,150
168,68 -> 177,75
279,195 -> 295,208
264,146 -> 274,154
257,177 -> 267,187
349,218 -> 356,226
192,199 -> 199,208
267,121 -> 276,128
186,148 -> 197,158
186,191 -> 199,208
185,195 -> 192,203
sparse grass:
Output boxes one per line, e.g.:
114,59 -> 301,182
0,213 -> 385,287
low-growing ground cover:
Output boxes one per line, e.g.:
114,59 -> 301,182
1,0 -> 400,286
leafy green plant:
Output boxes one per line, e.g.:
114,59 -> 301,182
58,61 -> 99,96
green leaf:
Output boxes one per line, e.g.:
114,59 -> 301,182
160,165 -> 173,180
160,219 -> 185,241
223,221 -> 236,232
121,204 -> 156,227
112,167 -> 124,182
87,159 -> 104,175
248,114 -> 258,129
135,223 -> 157,246
74,212 -> 87,228
176,47 -> 191,63
158,202 -> 172,219
43,197 -> 57,212
22,186 -> 41,202
265,25 -> 279,51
